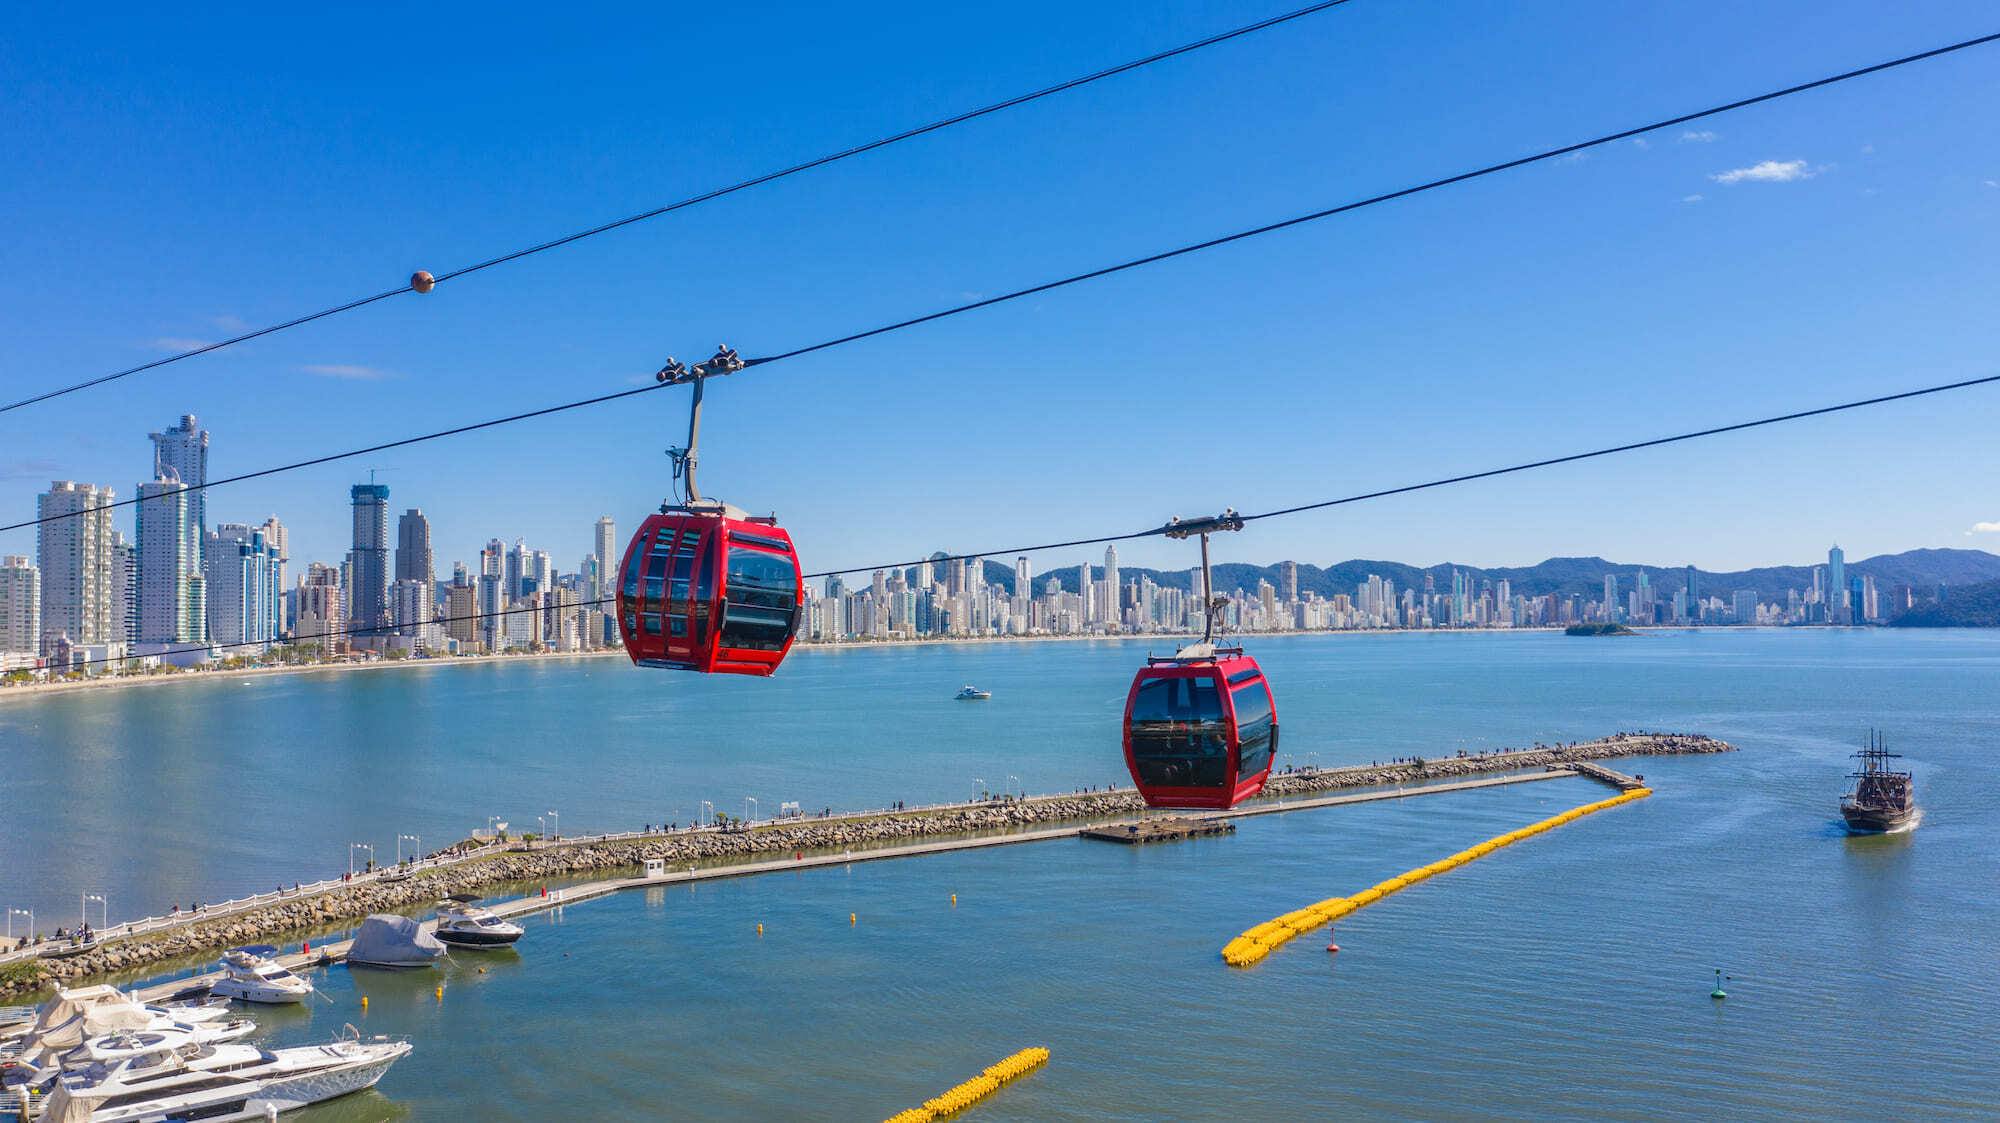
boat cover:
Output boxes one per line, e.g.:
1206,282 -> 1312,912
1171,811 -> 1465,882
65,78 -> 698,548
27,986 -> 150,1050
347,913 -> 446,966
36,1082 -> 107,1123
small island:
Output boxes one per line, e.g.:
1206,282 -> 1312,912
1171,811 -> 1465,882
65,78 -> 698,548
1565,622 -> 1636,636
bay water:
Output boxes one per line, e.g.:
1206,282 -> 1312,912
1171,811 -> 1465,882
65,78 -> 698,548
4,630 -> 1995,1118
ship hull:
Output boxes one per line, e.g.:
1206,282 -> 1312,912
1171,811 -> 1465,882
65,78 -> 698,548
1840,805 -> 1918,834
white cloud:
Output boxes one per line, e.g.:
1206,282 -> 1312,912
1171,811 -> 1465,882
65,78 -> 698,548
1680,130 -> 1718,143
1710,159 -> 1814,185
1556,151 -> 1588,165
1681,194 -> 1704,203
1972,521 -> 2000,533
1986,179 -> 1999,188
1860,144 -> 1874,154
300,363 -> 393,380
145,337 -> 219,352
209,314 -> 250,333
1631,137 -> 1651,150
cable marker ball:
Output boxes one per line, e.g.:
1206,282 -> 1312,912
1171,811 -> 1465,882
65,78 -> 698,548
410,270 -> 435,293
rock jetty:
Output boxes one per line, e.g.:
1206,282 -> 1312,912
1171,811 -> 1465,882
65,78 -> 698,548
2,732 -> 1730,999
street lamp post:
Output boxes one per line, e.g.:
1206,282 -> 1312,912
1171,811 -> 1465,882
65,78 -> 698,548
7,908 -> 32,943
744,797 -> 758,823
547,810 -> 558,840
536,816 -> 546,841
971,778 -> 985,802
398,834 -> 420,864
1006,774 -> 1020,797
349,843 -> 373,876
700,801 -> 714,827
83,893 -> 107,932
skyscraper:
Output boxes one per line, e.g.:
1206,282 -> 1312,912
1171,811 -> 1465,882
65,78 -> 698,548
203,524 -> 280,650
1603,574 -> 1620,623
149,415 -> 208,571
396,509 -> 434,587
136,474 -> 205,645
594,517 -> 617,597
1827,545 -> 1847,624
0,556 -> 39,658
347,483 -> 392,635
1279,560 -> 1298,605
1684,565 -> 1698,617
36,481 -> 116,651
1015,556 -> 1031,601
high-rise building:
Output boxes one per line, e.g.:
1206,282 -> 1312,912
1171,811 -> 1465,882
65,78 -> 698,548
445,584 -> 479,649
479,539 -> 506,651
346,483 -> 392,636
108,531 -> 135,645
1827,545 -> 1848,625
203,524 -> 281,651
505,539 -> 528,601
256,517 -> 287,634
1015,557 -> 1031,601
149,415 -> 208,573
1103,545 -> 1120,623
1603,574 -> 1620,623
1733,590 -> 1758,624
136,475 -> 205,645
392,578 -> 439,652
1684,565 -> 1698,616
1279,561 -> 1299,606
295,563 -> 345,651
0,556 -> 40,658
36,481 -> 117,651
395,509 -> 434,587
594,517 -> 617,597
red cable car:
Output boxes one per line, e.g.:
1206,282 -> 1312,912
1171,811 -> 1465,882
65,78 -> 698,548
615,347 -> 804,677
1123,647 -> 1277,809
1121,510 -> 1278,809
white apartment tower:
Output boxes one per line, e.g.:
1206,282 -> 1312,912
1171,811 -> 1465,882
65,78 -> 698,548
204,524 -> 282,650
0,556 -> 40,657
594,517 -> 617,597
136,474 -> 205,645
37,481 -> 117,651
149,415 -> 209,569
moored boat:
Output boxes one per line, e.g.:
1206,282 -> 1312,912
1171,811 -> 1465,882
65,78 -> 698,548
208,946 -> 315,1005
432,896 -> 524,949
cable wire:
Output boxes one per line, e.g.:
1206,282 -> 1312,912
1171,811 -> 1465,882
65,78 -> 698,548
4,31 -> 1994,539
800,372 -> 2000,579
0,0 -> 1365,417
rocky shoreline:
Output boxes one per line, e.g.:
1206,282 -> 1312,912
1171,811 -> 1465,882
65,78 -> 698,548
2,732 -> 1730,999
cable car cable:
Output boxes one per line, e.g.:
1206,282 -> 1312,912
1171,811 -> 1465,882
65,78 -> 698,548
0,0 -> 1368,418
797,370 -> 2000,579
4,32 -> 1993,538
46,366 -> 2000,668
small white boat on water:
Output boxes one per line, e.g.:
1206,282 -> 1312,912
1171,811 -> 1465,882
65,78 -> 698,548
954,686 -> 992,701
208,946 -> 315,1005
432,896 -> 523,950
26,1027 -> 410,1121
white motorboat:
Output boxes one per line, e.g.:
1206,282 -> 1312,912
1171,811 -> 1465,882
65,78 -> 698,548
207,946 -> 315,1005
432,896 -> 523,950
2,987 -> 252,1063
954,686 -> 992,700
3,1013 -> 257,1092
29,1029 -> 411,1121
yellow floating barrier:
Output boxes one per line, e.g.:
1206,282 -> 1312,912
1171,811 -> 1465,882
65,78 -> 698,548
889,1048 -> 1048,1122
1221,788 -> 1653,967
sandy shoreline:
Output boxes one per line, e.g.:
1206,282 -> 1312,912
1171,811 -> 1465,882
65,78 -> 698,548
0,648 -> 627,705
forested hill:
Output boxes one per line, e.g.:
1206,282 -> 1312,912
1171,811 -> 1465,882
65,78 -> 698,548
1889,579 -> 2000,627
974,548 -> 2000,602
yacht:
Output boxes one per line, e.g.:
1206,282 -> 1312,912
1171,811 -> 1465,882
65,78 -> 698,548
954,686 -> 992,701
4,1019 -> 258,1093
3,988 -> 251,1062
433,896 -> 524,949
27,1029 -> 410,1121
207,946 -> 315,1005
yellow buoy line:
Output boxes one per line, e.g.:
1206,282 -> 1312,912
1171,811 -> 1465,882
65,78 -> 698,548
1221,789 -> 1652,967
882,1046 -> 1051,1122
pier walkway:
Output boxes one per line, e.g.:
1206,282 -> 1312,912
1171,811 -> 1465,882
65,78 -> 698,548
125,769 -> 1576,1002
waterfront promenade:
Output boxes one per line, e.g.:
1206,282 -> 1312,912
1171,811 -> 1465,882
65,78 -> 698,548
3,732 -> 1731,999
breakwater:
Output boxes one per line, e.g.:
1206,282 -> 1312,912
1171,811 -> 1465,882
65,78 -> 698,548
2,732 -> 1728,1000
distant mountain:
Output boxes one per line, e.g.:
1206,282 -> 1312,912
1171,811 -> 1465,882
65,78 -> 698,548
974,548 -> 2000,604
1888,578 -> 2000,627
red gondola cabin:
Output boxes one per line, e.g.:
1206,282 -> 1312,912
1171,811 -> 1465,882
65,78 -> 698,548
1122,650 -> 1277,809
616,509 -> 803,676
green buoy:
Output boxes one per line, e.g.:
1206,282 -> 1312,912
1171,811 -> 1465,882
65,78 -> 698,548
1710,968 -> 1729,1000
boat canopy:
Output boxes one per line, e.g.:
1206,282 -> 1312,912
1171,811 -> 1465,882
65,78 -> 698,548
228,944 -> 280,958
347,914 -> 446,966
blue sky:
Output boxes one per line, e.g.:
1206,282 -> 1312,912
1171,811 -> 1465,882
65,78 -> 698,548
3,0 -> 1997,582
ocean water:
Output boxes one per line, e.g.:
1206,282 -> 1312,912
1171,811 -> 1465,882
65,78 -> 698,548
4,630 -> 1997,1119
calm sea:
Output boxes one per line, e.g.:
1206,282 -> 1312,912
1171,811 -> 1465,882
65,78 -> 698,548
5,629 -> 1996,1119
